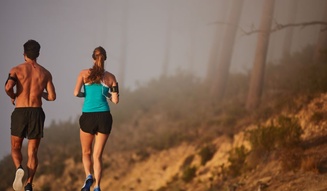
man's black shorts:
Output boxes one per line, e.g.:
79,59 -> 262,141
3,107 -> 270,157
79,111 -> 113,135
11,107 -> 45,139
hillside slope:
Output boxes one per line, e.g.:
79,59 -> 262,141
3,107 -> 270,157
2,52 -> 327,190
16,93 -> 327,191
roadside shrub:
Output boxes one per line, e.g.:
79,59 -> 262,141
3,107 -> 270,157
180,155 -> 195,170
247,116 -> 303,171
247,124 -> 278,153
247,116 -> 303,152
227,145 -> 248,177
182,166 -> 197,182
198,144 -> 216,165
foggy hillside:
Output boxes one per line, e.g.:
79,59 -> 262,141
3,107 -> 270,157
0,0 -> 325,159
1,0 -> 327,190
1,44 -> 327,190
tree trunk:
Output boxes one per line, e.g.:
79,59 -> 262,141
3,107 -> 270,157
162,0 -> 173,77
206,0 -> 228,83
313,0 -> 327,64
246,0 -> 276,110
210,0 -> 244,102
282,0 -> 298,59
118,0 -> 129,88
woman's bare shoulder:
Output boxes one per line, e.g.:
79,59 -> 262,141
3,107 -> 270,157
79,69 -> 90,75
104,71 -> 117,85
104,71 -> 116,78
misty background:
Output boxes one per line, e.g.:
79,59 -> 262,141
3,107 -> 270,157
0,0 -> 324,159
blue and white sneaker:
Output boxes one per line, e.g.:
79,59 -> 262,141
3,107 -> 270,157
94,187 -> 101,191
13,166 -> 24,191
81,174 -> 93,191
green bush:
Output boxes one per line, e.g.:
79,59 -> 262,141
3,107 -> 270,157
276,116 -> 303,148
180,155 -> 195,170
247,116 -> 303,152
246,116 -> 304,171
182,166 -> 197,182
198,144 -> 216,165
227,145 -> 248,177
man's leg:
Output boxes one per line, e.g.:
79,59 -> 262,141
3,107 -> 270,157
11,135 -> 24,168
11,136 -> 24,191
26,138 -> 41,184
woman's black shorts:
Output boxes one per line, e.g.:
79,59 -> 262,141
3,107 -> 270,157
79,111 -> 112,135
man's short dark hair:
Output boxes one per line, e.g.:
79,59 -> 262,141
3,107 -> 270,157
24,40 -> 41,60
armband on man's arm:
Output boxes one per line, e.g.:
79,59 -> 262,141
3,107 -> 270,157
5,73 -> 17,85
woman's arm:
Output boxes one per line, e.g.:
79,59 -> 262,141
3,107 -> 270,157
74,71 -> 85,97
105,72 -> 119,104
110,81 -> 119,104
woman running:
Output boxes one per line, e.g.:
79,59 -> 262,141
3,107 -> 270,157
74,46 -> 119,191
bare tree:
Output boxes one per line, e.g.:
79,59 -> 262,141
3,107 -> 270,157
246,0 -> 276,110
186,0 -> 198,75
313,0 -> 327,64
241,21 -> 327,35
210,0 -> 244,102
282,0 -> 298,59
118,0 -> 129,88
206,0 -> 228,83
161,0 -> 173,77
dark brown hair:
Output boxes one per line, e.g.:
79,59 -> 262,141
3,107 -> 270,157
92,46 -> 107,60
86,46 -> 107,84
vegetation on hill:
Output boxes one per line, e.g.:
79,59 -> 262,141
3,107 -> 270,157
0,45 -> 327,190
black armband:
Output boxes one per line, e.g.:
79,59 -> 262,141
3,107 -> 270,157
5,73 -> 17,85
110,83 -> 119,93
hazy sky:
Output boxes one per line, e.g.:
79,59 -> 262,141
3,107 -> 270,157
0,0 -> 324,159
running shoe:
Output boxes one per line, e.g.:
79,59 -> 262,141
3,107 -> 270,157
94,187 -> 101,191
24,183 -> 33,191
81,174 -> 93,191
13,166 -> 24,191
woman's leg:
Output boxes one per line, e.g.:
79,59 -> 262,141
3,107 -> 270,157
80,129 -> 94,177
93,132 -> 109,188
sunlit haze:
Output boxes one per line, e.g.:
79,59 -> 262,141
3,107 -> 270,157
0,0 -> 324,159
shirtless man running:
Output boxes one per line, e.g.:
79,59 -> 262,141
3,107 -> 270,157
4,39 -> 56,191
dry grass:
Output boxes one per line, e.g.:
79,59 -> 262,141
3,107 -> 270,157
300,156 -> 319,173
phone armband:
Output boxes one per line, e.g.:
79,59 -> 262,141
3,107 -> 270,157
5,73 -> 17,85
110,83 -> 119,94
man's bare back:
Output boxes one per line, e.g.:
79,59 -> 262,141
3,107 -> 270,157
5,60 -> 56,107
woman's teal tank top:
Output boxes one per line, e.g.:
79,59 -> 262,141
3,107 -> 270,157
82,83 -> 110,112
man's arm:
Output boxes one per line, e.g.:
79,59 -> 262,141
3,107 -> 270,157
42,73 -> 56,101
4,71 -> 17,105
